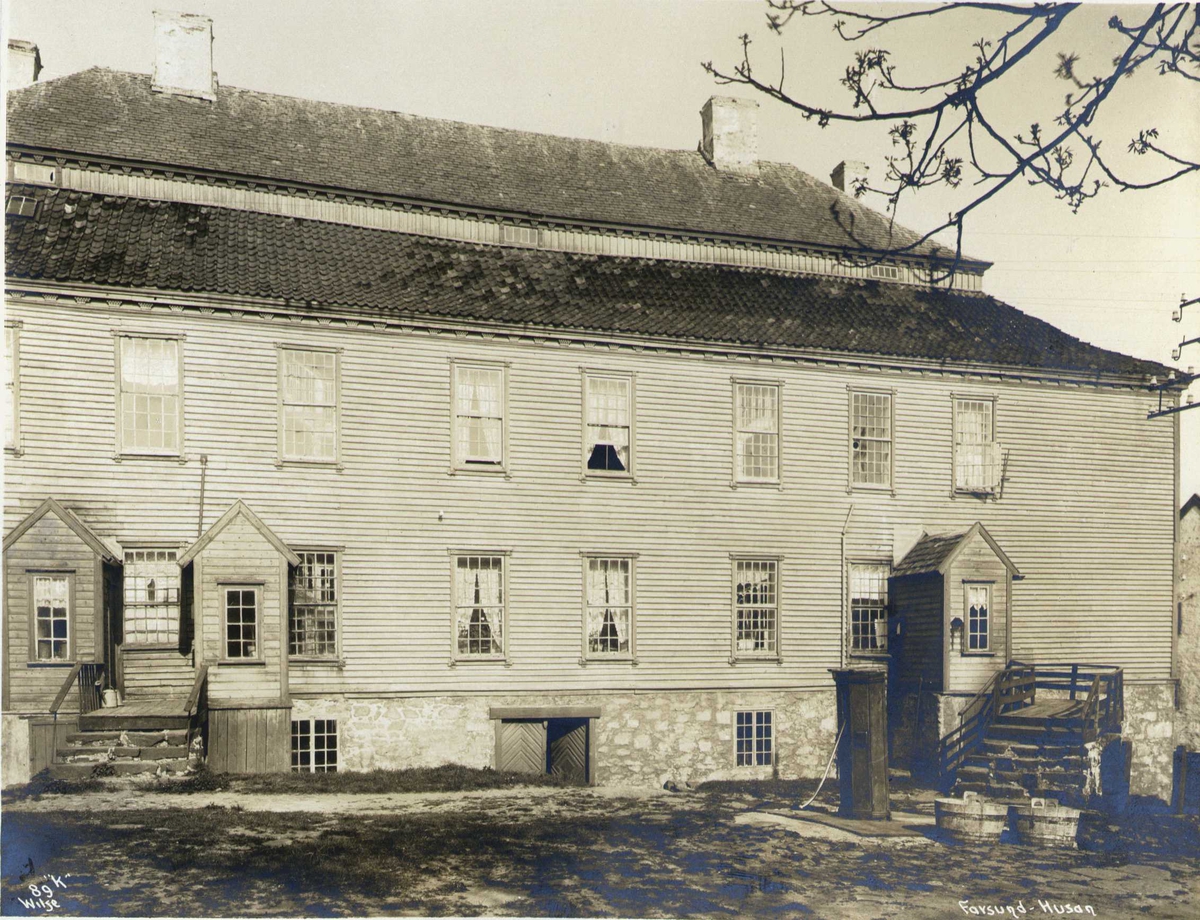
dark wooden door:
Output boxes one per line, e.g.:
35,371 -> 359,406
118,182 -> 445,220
548,718 -> 589,784
496,720 -> 547,774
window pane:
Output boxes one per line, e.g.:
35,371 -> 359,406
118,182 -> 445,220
851,564 -> 889,651
120,338 -> 180,453
736,384 -> 779,481
455,556 -> 504,655
226,588 -> 258,658
281,350 -> 338,461
456,367 -> 504,463
736,711 -> 773,767
735,560 -> 777,654
851,392 -> 891,486
290,552 -> 338,658
124,549 -> 181,645
586,558 -> 632,655
33,576 -> 69,661
955,400 -> 996,491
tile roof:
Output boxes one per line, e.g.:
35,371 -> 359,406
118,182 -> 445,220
5,69 -> 974,263
892,532 -> 970,578
4,185 -> 1165,378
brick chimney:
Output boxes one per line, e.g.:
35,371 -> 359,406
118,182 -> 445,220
7,40 -> 42,91
152,11 -> 215,101
700,96 -> 759,176
831,160 -> 869,195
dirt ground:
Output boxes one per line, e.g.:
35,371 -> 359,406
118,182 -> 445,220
3,779 -> 1198,918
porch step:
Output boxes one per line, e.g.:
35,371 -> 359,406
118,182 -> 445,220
65,729 -> 188,746
57,745 -> 188,762
48,759 -> 187,780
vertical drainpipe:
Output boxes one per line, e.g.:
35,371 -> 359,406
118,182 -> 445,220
840,505 -> 855,670
196,454 -> 208,537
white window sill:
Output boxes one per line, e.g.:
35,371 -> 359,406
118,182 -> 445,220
123,643 -> 183,652
449,465 -> 509,477
580,655 -> 637,666
450,656 -> 510,666
730,654 -> 783,665
218,659 -> 266,666
115,452 -> 186,463
850,651 -> 890,660
290,658 -> 345,668
277,459 -> 342,471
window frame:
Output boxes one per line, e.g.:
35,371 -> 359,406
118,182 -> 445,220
847,386 -> 895,493
952,394 -> 999,496
963,581 -> 993,655
449,550 -> 510,663
730,554 -> 783,663
5,321 -> 21,455
113,332 -> 185,460
291,718 -> 339,773
579,552 -> 638,663
288,548 -> 342,663
732,377 -> 782,487
735,709 -> 775,767
277,344 -> 342,468
27,571 -> 75,664
220,583 -> 262,663
847,559 -> 891,658
449,359 -> 510,475
122,547 -> 183,648
580,369 -> 636,481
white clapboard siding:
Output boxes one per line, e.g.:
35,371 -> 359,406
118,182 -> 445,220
3,298 -> 1176,702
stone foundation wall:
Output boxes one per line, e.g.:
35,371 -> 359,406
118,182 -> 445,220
1123,681 -> 1176,802
293,688 -> 838,787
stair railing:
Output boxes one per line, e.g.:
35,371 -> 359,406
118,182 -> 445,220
184,663 -> 209,756
77,663 -> 106,716
48,663 -> 84,717
939,663 -> 1036,777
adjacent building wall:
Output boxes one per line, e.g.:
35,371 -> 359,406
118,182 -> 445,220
1178,501 -> 1200,750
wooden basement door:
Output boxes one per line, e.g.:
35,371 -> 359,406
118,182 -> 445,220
495,718 -> 590,784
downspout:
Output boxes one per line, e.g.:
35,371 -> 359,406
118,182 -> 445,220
840,504 -> 854,669
196,454 -> 208,537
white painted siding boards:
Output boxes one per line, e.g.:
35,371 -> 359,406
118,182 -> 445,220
3,297 -> 1176,701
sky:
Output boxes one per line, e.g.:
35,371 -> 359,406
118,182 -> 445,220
4,0 -> 1198,498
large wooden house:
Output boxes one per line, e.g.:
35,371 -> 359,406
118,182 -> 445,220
2,14 -> 1186,799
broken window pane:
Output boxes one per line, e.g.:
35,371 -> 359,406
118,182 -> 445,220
735,383 -> 779,481
851,391 -> 891,487
120,337 -> 180,453
850,563 -> 889,651
455,556 -> 504,655
124,549 -> 181,645
735,559 -> 777,654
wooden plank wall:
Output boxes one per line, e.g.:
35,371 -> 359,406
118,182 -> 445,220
4,514 -> 97,712
945,535 -> 1010,694
198,516 -> 287,706
207,706 -> 290,773
890,574 -> 944,690
122,647 -> 195,700
28,716 -> 77,776
2,299 -> 1178,702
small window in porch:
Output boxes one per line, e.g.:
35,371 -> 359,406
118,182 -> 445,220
292,718 -> 338,772
967,584 -> 990,651
224,587 -> 259,659
33,574 -> 70,661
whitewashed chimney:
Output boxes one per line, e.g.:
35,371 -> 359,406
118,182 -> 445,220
831,160 -> 869,194
7,40 -> 42,91
152,11 -> 215,101
700,96 -> 759,176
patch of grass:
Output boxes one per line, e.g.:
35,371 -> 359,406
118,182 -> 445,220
157,762 -> 570,795
0,768 -> 108,802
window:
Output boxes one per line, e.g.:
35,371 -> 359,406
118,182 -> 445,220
5,195 -> 38,218
584,557 -> 633,658
736,711 -> 773,766
117,336 -> 182,456
289,551 -> 338,659
280,347 -> 338,463
454,555 -> 505,657
966,584 -> 990,651
291,719 -> 338,772
32,575 -> 70,661
734,559 -> 778,656
850,390 -> 893,488
123,549 -> 180,645
224,586 -> 259,659
955,398 -> 999,493
583,373 -> 632,475
734,382 -> 780,483
453,363 -> 506,469
5,324 -> 18,451
850,563 -> 889,653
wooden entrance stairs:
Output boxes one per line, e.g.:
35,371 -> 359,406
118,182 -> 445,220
940,663 -> 1124,808
46,663 -> 208,780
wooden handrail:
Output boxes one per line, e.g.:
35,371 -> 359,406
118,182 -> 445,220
184,663 -> 209,716
49,663 -> 83,715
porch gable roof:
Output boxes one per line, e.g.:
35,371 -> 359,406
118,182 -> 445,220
179,500 -> 301,567
2,497 -> 120,563
892,522 -> 1021,579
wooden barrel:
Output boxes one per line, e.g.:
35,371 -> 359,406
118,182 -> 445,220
934,791 -> 1009,841
1014,797 -> 1080,848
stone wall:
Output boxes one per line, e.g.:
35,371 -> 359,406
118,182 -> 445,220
1123,681 -> 1177,802
1,715 -> 31,788
293,688 -> 838,787
1178,502 -> 1200,750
